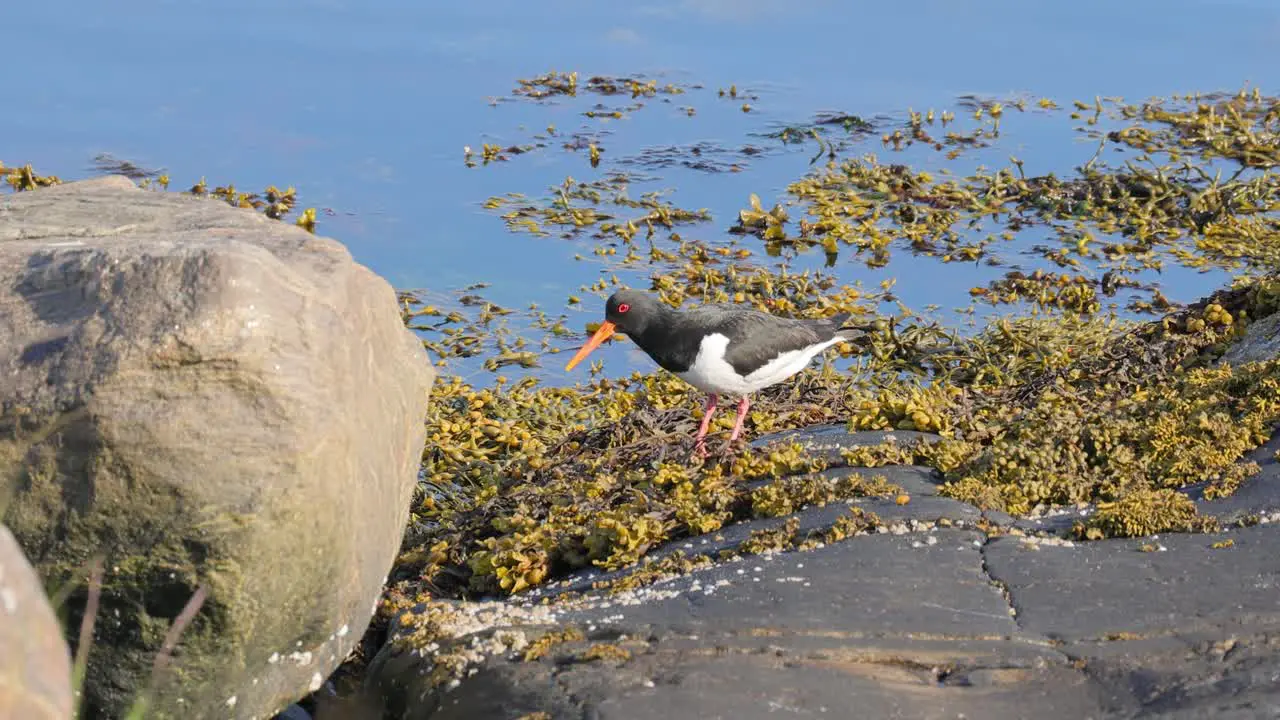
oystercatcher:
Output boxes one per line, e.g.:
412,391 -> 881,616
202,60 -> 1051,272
564,289 -> 870,455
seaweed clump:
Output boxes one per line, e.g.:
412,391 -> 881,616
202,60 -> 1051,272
938,278 -> 1280,517
1,158 -> 320,233
394,270 -> 1280,606
1073,488 -> 1218,540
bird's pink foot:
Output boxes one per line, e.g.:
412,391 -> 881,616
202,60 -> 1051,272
693,393 -> 718,459
727,396 -> 751,443
721,396 -> 752,454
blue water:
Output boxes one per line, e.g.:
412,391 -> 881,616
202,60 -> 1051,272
7,0 -> 1279,383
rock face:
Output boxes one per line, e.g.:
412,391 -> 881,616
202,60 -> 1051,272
369,428 -> 1280,720
0,177 -> 435,718
1220,310 -> 1280,367
0,525 -> 73,719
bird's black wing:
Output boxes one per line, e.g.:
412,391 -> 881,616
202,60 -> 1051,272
690,305 -> 840,377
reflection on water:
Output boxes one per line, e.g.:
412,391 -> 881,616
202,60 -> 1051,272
5,0 -> 1279,382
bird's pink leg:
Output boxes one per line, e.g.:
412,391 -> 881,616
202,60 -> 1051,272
694,393 -> 718,456
728,396 -> 751,443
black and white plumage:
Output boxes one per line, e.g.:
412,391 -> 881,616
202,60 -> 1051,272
565,289 -> 869,454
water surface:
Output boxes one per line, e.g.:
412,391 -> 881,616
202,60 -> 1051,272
7,0 -> 1278,381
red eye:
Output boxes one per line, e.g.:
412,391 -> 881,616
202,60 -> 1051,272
617,303 -> 630,313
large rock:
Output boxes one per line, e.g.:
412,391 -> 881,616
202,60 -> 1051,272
369,429 -> 1280,720
0,525 -> 73,719
0,177 -> 435,718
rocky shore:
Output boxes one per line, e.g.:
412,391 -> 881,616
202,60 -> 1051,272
2,178 -> 1277,719
366,425 -> 1280,720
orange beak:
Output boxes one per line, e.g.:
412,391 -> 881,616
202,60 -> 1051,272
564,321 -> 616,371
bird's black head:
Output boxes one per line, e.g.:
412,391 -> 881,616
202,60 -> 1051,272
604,288 -> 666,337
565,288 -> 671,372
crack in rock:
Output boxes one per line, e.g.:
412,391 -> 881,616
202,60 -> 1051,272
980,534 -> 1022,632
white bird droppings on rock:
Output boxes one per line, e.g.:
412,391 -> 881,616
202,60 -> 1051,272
309,672 -> 323,692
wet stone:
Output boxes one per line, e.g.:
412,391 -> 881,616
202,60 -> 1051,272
982,509 -> 1017,528
1218,311 -> 1280,367
982,523 -> 1280,641
372,527 -> 1083,720
372,504 -> 1280,720
1012,506 -> 1093,536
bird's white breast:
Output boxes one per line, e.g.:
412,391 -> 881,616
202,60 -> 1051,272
675,333 -> 843,396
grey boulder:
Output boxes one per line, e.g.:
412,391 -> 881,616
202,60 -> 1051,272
0,177 -> 434,718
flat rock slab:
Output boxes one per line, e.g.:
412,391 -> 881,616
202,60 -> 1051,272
1,177 -> 435,718
554,529 -> 1016,637
373,528 -> 1085,719
984,524 -> 1280,641
984,523 -> 1280,718
373,515 -> 1280,719
420,638 -> 1095,720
